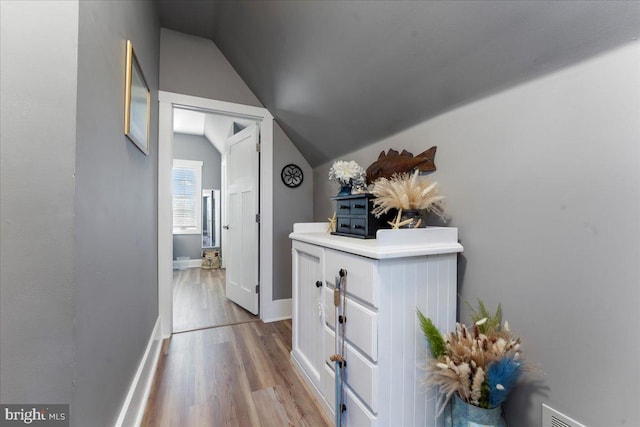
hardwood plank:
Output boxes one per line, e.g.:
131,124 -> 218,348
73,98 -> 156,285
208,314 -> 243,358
172,267 -> 258,333
185,403 -> 214,427
233,322 -> 277,392
141,320 -> 330,427
252,387 -> 291,427
261,329 -> 331,427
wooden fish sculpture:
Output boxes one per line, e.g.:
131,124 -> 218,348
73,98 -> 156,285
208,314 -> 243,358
366,146 -> 437,184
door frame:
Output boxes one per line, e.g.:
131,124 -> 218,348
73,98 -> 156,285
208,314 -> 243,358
158,91 -> 273,338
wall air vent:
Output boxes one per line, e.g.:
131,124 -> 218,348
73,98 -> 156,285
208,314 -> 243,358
542,404 -> 587,427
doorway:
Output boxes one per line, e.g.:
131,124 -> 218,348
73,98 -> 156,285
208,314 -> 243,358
170,109 -> 260,333
158,91 -> 275,338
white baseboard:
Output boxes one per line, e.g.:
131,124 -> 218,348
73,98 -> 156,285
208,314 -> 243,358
261,298 -> 292,323
264,314 -> 292,323
172,258 -> 203,270
114,317 -> 162,427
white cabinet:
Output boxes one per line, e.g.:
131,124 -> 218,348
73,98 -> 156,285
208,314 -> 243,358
290,224 -> 463,427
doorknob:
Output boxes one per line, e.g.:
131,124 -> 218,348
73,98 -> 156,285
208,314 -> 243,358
223,225 -> 230,230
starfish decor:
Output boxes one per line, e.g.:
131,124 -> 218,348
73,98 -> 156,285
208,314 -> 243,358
387,208 -> 414,229
327,212 -> 337,233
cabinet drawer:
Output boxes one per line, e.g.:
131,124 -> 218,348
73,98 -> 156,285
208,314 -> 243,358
350,198 -> 368,216
324,327 -> 378,412
350,218 -> 366,236
324,287 -> 378,361
323,364 -> 377,426
325,249 -> 378,307
336,200 -> 352,214
336,217 -> 352,233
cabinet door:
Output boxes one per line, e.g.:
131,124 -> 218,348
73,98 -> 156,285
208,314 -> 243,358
292,241 -> 325,390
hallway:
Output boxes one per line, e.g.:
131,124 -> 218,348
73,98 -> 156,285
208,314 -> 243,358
141,319 -> 330,426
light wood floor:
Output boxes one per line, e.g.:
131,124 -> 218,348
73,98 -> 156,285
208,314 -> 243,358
141,319 -> 331,427
173,268 -> 258,333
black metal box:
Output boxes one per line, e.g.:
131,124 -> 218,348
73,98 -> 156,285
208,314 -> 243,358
331,193 -> 389,239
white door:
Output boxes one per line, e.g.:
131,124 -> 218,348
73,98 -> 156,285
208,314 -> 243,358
224,123 -> 259,315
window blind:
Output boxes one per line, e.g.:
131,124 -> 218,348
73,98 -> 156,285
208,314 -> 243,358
172,159 -> 203,234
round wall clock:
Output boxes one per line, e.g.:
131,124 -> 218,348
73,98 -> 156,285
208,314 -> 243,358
281,164 -> 304,188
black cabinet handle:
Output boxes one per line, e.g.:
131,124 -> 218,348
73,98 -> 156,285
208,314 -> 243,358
353,224 -> 364,230
353,204 -> 366,209
315,280 -> 322,288
340,223 -> 350,229
338,204 -> 350,210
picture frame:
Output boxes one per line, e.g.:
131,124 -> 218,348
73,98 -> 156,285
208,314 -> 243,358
124,40 -> 150,155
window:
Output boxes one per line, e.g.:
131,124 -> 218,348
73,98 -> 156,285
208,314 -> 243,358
172,159 -> 203,234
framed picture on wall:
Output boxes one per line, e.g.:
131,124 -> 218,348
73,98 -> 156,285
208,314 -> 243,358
124,40 -> 150,155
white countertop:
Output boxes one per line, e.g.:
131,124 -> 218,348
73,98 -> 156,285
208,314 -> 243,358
289,223 -> 463,259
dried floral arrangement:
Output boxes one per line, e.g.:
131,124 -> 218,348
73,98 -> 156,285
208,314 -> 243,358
329,160 -> 366,191
417,301 -> 531,414
371,170 -> 445,219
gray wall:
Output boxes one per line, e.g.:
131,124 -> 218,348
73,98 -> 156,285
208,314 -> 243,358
1,2 -> 160,425
314,42 -> 640,427
272,125 -> 313,299
160,28 -> 260,108
160,28 -> 313,301
0,0 -> 78,405
173,132 -> 221,260
74,1 -> 159,426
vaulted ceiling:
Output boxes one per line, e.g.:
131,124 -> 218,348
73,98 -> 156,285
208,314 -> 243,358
158,1 -> 639,166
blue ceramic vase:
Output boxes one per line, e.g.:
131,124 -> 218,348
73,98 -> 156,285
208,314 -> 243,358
337,183 -> 352,196
444,394 -> 507,427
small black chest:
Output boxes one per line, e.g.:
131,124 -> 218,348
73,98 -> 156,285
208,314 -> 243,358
331,193 -> 389,239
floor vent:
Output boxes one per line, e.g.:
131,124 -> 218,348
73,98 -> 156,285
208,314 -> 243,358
542,404 -> 586,427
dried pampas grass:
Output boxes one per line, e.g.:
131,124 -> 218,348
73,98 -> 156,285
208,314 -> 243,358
418,301 -> 538,414
371,170 -> 445,219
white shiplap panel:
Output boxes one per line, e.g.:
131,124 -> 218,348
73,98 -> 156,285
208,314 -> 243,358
432,254 -> 456,346
434,254 -> 454,427
414,256 -> 431,427
387,259 -> 405,425
299,252 -> 316,381
401,258 -> 418,427
292,242 -> 324,390
376,261 -> 393,427
376,254 -> 456,427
